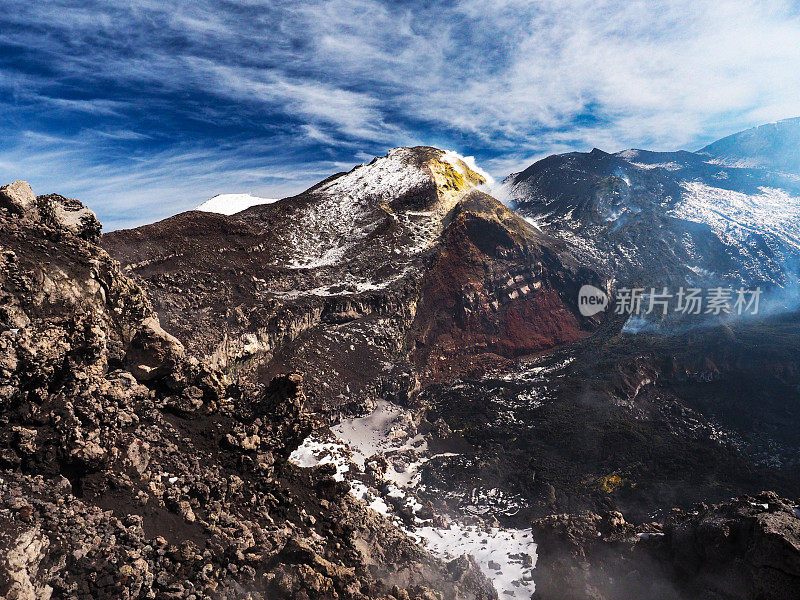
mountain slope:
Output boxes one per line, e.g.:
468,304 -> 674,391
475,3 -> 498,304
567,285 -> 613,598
503,143 -> 800,289
104,147 -> 598,411
699,116 -> 800,173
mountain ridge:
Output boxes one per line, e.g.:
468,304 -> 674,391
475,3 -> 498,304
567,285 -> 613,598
698,116 -> 800,173
502,129 -> 800,291
103,146 -> 598,409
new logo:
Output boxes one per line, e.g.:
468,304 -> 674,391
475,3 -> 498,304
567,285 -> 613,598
578,284 -> 609,316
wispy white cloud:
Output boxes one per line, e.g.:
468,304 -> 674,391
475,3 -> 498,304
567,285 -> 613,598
1,0 -> 799,227
0,130 -> 339,230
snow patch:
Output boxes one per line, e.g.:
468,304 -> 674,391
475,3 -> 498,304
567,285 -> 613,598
195,193 -> 278,215
290,400 -> 537,598
331,401 -> 440,488
412,524 -> 536,599
671,182 -> 800,252
617,149 -> 640,160
628,161 -> 682,171
288,439 -> 350,481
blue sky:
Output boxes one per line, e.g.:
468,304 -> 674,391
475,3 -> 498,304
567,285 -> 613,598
2,0 -> 800,229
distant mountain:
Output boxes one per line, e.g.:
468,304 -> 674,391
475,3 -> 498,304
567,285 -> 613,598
195,192 -> 278,215
503,124 -> 800,290
699,116 -> 800,174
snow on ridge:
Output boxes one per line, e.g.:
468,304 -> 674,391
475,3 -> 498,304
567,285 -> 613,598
701,156 -> 767,169
628,161 -> 682,171
616,149 -> 640,160
317,147 -> 494,205
317,147 -> 430,202
195,193 -> 278,215
267,147 -> 495,269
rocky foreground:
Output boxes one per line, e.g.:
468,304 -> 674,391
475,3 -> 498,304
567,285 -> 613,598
0,180 -> 495,599
531,492 -> 800,600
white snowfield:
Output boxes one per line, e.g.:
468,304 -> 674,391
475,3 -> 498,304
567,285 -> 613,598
194,193 -> 279,215
289,400 -> 537,599
671,182 -> 800,253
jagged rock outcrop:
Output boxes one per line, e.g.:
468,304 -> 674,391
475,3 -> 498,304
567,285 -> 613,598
530,492 -> 800,600
0,181 -> 101,242
0,180 -> 497,600
0,180 -> 36,215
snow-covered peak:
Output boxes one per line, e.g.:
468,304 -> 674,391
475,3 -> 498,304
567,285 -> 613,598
273,147 -> 493,269
195,193 -> 278,215
317,147 -> 431,202
317,147 -> 490,203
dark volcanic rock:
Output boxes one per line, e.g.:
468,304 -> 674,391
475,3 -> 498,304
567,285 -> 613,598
103,147 -> 598,412
418,314 -> 800,526
4,128 -> 800,600
503,145 -> 800,288
530,492 -> 800,600
0,180 -> 497,600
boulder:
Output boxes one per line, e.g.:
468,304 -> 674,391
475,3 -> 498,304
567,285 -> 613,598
35,194 -> 101,242
0,181 -> 36,215
124,317 -> 186,381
